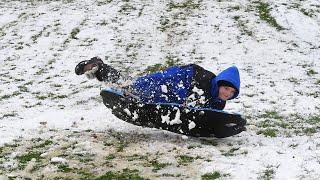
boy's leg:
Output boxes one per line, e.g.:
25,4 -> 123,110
75,57 -> 137,96
75,57 -> 103,76
75,57 -> 121,82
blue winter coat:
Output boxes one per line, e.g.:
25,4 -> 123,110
133,66 -> 194,104
133,64 -> 240,109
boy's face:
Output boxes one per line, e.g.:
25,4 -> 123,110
218,86 -> 236,101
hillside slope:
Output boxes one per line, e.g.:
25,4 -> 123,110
0,0 -> 319,179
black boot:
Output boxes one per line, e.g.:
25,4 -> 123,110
75,57 -> 104,75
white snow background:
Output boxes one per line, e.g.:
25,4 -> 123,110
0,0 -> 319,179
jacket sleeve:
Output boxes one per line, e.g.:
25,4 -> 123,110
181,64 -> 225,109
95,64 -> 121,83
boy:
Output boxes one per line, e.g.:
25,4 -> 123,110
75,57 -> 246,137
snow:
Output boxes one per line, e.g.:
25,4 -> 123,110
188,121 -> 196,130
161,111 -> 171,124
169,107 -> 182,125
123,108 -> 131,116
51,157 -> 67,164
161,84 -> 168,93
0,0 -> 319,179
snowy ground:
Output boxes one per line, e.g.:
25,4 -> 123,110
0,0 -> 319,179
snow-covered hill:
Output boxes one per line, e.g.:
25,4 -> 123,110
0,0 -> 319,179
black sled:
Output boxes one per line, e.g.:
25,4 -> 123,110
100,90 -> 246,138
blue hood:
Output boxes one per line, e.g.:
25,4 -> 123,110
211,66 -> 240,100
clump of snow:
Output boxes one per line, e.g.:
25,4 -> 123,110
123,108 -> 131,116
161,108 -> 182,125
132,111 -> 139,120
161,112 -> 171,124
51,157 -> 67,164
161,85 -> 168,93
169,108 -> 182,125
188,121 -> 196,130
185,86 -> 207,107
40,153 -> 48,158
181,135 -> 188,140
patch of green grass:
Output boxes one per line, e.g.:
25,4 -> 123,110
168,0 -> 201,9
300,8 -> 314,17
221,147 -> 240,156
259,165 -> 279,180
57,164 -> 73,173
228,5 -> 240,11
51,84 -> 62,88
18,85 -> 29,92
24,81 -> 34,86
257,129 -> 278,137
161,173 -> 176,177
244,93 -> 256,97
256,2 -> 284,30
63,27 -> 80,46
0,91 -> 22,101
187,145 -> 200,149
292,114 -> 320,133
118,4 -> 137,15
52,177 -> 72,180
158,0 -> 201,32
143,63 -> 164,74
105,154 -> 116,160
257,120 -> 291,129
306,69 -> 318,76
33,140 -> 53,149
36,95 -> 48,100
31,25 -> 49,43
95,168 -> 149,180
233,16 -> 254,37
0,94 -> 12,101
116,142 -> 128,152
3,112 -> 18,118
3,143 -> 19,149
97,19 -> 108,26
15,152 -> 43,163
53,95 -> 67,99
35,68 -> 47,75
149,159 -> 171,172
80,37 -> 98,46
307,115 -> 320,125
141,55 -> 183,74
126,154 -> 148,161
70,28 -> 80,39
261,168 -> 276,179
307,91 -> 319,98
287,77 -> 300,84
303,127 -> 317,135
258,110 -> 284,120
176,155 -> 194,165
79,157 -> 94,163
201,171 -> 223,180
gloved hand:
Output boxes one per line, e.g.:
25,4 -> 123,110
84,65 -> 99,79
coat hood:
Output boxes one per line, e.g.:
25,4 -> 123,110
211,66 -> 240,100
